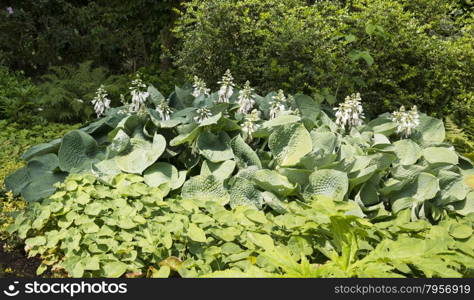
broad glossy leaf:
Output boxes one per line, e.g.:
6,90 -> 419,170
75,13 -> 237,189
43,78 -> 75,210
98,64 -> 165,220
422,147 -> 458,165
393,139 -> 421,165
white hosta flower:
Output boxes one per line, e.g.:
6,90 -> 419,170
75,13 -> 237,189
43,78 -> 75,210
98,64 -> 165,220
129,73 -> 149,112
192,76 -> 210,98
237,81 -> 255,114
391,105 -> 420,138
269,89 -> 287,119
156,99 -> 173,121
334,92 -> 365,129
91,85 -> 111,118
217,69 -> 234,103
241,109 -> 261,142
194,107 -> 213,124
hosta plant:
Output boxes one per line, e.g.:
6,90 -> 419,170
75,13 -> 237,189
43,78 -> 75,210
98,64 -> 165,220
5,74 -> 474,221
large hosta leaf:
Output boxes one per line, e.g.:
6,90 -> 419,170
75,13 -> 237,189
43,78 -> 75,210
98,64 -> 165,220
58,130 -> 99,172
252,169 -> 295,197
144,162 -> 179,188
303,169 -> 348,202
293,94 -> 320,122
201,160 -> 236,179
197,131 -> 234,163
181,175 -> 229,205
229,177 -> 263,209
230,135 -> 262,168
21,138 -> 62,161
415,115 -> 445,144
4,167 -> 30,196
269,123 -> 312,167
389,172 -> 440,208
115,133 -> 166,174
422,147 -> 458,165
393,140 -> 421,165
21,172 -> 67,202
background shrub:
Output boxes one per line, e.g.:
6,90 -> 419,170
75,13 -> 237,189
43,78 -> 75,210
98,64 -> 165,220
173,0 -> 474,127
0,66 -> 40,124
36,62 -> 129,123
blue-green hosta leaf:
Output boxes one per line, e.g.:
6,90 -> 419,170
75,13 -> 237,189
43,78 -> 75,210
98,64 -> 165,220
115,133 -> 166,174
58,130 -> 99,172
170,125 -> 202,146
293,94 -> 320,122
144,162 -> 179,188
197,131 -> 234,163
181,175 -> 230,206
198,112 -> 223,127
310,131 -> 338,154
262,115 -> 301,128
201,160 -> 236,179
422,147 -> 458,165
303,169 -> 348,202
277,168 -> 312,188
26,153 -> 59,178
21,172 -> 67,202
364,116 -> 397,136
4,167 -> 30,196
393,139 -> 421,165
230,135 -> 262,168
453,192 -> 474,216
390,172 -> 439,204
229,177 -> 263,209
21,138 -> 62,161
252,169 -> 295,197
269,123 -> 312,167
262,191 -> 288,214
147,84 -> 165,106
414,115 -> 446,145
107,129 -> 130,158
173,86 -> 194,109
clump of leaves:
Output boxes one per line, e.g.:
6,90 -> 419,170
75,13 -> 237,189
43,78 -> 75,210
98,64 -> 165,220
5,78 -> 474,221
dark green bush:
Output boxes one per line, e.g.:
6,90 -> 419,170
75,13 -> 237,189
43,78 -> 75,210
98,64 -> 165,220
0,66 -> 40,124
37,61 -> 129,123
0,0 -> 179,77
173,0 -> 474,125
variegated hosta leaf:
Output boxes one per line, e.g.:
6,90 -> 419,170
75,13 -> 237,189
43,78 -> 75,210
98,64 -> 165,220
269,123 -> 312,167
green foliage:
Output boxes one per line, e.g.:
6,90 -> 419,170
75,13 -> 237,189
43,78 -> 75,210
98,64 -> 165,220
0,121 -> 80,244
0,66 -> 40,123
8,174 -> 474,278
6,81 -> 474,222
0,1 -> 179,76
37,62 -> 129,123
173,0 -> 474,134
